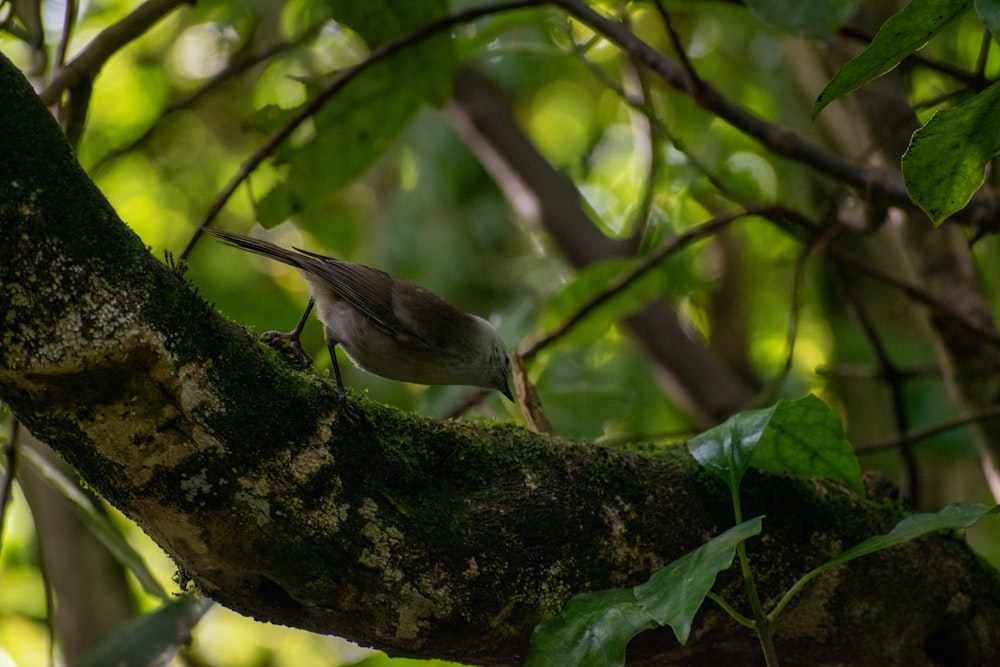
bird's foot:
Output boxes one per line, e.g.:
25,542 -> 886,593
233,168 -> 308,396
317,378 -> 363,425
261,329 -> 313,369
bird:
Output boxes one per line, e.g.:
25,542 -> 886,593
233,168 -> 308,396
206,229 -> 513,403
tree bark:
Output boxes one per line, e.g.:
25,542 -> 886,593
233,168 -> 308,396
2,52 -> 1000,666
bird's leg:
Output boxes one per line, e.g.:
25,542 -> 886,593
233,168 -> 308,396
326,339 -> 347,402
326,339 -> 361,422
261,298 -> 315,368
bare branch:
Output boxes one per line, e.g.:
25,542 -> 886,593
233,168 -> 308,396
40,0 -> 192,106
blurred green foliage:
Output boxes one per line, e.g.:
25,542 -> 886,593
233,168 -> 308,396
3,0 -> 1000,663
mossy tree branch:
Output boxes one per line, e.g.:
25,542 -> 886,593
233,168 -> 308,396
2,53 -> 1000,666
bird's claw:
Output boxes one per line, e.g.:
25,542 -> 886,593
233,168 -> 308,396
261,329 -> 313,369
317,378 -> 364,425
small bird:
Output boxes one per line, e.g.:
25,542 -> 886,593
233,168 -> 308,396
206,229 -> 513,402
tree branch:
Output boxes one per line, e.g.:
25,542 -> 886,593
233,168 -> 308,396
40,0 -> 192,106
551,0 -> 998,228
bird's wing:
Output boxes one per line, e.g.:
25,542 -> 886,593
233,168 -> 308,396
296,248 -> 405,336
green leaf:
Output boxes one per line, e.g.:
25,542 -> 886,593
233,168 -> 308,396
747,0 -> 858,35
901,81 -> 1000,224
525,588 -> 658,667
254,70 -> 421,228
327,0 -> 455,105
753,394 -> 864,496
19,446 -> 169,601
688,396 -> 863,496
634,517 -> 764,644
831,502 -> 998,564
254,0 -> 459,227
813,0 -> 972,116
771,503 -> 999,621
976,0 -> 1000,37
77,593 -> 213,667
687,404 -> 776,493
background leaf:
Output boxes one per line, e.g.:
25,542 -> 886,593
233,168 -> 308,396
747,0 -> 858,35
901,81 -> 1000,224
255,0 -> 456,228
19,446 -> 169,601
813,0 -> 971,116
976,0 -> 1000,37
76,593 -> 212,667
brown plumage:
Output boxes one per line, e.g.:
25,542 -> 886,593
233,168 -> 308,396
207,229 -> 512,400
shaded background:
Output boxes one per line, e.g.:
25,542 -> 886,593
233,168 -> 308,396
2,0 -> 999,664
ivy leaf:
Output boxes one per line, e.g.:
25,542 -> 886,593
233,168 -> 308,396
688,395 -> 863,497
831,502 -> 999,564
775,503 -> 1000,617
814,0 -> 971,116
635,517 -> 764,644
753,394 -> 864,496
687,404 -> 776,494
525,589 -> 657,667
902,81 -> 1000,224
526,518 -> 765,664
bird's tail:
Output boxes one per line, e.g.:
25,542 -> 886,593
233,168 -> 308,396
205,229 -> 315,271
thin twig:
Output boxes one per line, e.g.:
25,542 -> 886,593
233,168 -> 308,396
41,0 -> 192,106
832,264 -> 920,502
615,9 -> 659,242
550,0 -> 997,225
90,23 -> 324,174
522,210 -> 747,360
975,29 -> 992,80
745,237 -> 810,409
652,0 -> 703,96
54,0 -> 77,70
857,405 -> 1000,453
759,206 -> 1000,348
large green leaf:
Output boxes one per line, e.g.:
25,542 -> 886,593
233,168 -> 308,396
752,394 -> 864,496
688,395 -> 863,496
813,0 -> 972,116
747,0 -> 858,35
76,593 -> 212,667
687,403 -> 776,494
525,517 -> 765,663
901,81 -> 1000,224
634,517 -> 764,644
525,588 -> 658,667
